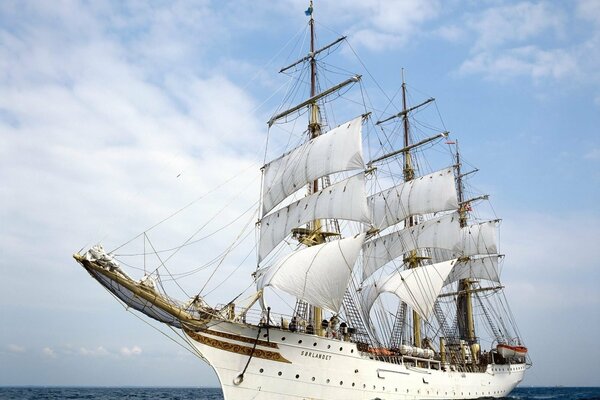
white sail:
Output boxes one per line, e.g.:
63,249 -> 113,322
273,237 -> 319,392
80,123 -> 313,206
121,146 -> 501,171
362,215 -> 498,280
261,116 -> 364,215
362,259 -> 456,319
257,233 -> 366,313
259,173 -> 370,262
362,212 -> 461,280
456,220 -> 498,256
444,255 -> 500,285
369,168 -> 458,231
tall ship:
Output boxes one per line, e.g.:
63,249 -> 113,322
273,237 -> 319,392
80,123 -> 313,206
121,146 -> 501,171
74,3 -> 530,399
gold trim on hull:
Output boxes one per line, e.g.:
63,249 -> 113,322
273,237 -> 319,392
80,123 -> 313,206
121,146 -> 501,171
194,327 -> 279,349
185,329 -> 292,364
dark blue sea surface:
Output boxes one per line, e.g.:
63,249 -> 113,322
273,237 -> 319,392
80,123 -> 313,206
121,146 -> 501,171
0,386 -> 598,399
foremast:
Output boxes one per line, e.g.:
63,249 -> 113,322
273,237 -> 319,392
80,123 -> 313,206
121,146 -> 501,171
266,1 -> 361,337
455,142 -> 477,345
306,1 -> 324,336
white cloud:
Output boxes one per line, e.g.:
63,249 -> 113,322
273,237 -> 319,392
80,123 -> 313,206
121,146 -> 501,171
576,0 -> 600,24
435,25 -> 465,43
584,148 -> 600,160
7,344 -> 25,353
120,345 -> 142,357
323,0 -> 442,51
459,46 -> 579,81
466,2 -> 565,51
78,346 -> 109,357
0,0 -> 263,278
42,347 -> 56,358
455,1 -> 600,91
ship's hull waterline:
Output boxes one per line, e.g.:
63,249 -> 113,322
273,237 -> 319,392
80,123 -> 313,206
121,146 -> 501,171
187,320 -> 525,400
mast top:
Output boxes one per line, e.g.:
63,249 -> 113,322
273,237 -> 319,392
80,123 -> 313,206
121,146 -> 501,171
305,1 -> 314,19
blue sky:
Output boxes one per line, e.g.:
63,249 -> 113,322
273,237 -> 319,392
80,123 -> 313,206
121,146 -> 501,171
1,0 -> 599,388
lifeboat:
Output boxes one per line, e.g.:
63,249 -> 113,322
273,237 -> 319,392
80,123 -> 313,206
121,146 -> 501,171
497,343 -> 528,358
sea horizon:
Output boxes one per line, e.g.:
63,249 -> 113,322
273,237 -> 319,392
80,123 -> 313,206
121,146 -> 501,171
1,384 -> 599,388
1,386 -> 600,400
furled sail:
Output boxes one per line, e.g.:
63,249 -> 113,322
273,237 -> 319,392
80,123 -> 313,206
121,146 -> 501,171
444,255 -> 500,285
261,116 -> 364,215
361,259 -> 456,319
362,212 -> 461,280
369,168 -> 458,231
259,173 -> 370,262
256,233 -> 366,313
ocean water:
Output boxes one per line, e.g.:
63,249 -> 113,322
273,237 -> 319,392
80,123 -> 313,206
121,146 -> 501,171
0,386 -> 598,399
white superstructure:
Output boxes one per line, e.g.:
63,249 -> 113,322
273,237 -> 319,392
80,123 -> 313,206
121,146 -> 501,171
186,320 -> 525,400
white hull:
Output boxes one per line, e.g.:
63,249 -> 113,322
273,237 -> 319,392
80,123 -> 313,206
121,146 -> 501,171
186,320 -> 525,400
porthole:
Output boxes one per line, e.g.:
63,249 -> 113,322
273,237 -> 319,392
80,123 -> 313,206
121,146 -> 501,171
340,381 -> 343,385
278,371 -> 282,376
373,385 -> 376,389
311,377 -> 315,381
313,342 -> 317,347
259,368 -> 264,373
295,374 -> 299,379
352,383 -> 355,387
298,340 -> 302,344
350,349 -> 354,353
263,334 -> 268,338
281,337 -> 286,341
363,384 -> 366,388
339,347 -> 343,351
327,344 -> 331,349
326,379 -> 330,383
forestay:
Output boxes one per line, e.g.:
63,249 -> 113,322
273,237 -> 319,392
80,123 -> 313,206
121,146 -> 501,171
261,116 -> 364,215
259,173 -> 370,262
361,259 -> 456,319
444,255 -> 500,285
369,168 -> 458,231
362,212 -> 461,280
256,233 -> 366,312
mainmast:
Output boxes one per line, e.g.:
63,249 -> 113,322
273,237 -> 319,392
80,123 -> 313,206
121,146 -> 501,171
372,71 -> 446,350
